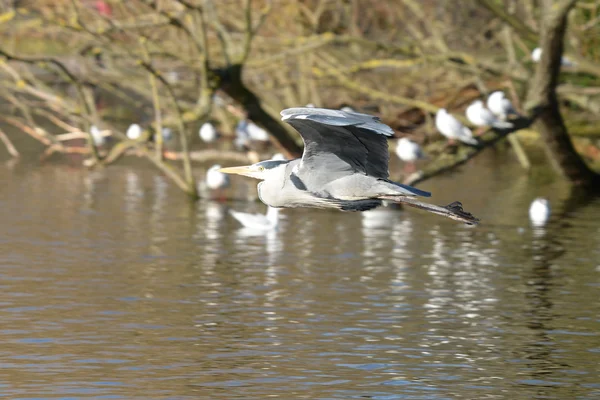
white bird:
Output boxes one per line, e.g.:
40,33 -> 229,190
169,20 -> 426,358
246,121 -> 269,141
235,119 -> 269,146
340,106 -> 355,112
271,153 -> 287,161
396,138 -> 424,173
90,125 -> 105,146
126,123 -> 142,140
229,206 -> 280,231
395,138 -> 424,162
199,122 -> 218,143
487,91 -> 517,121
531,47 -> 542,62
205,164 -> 230,190
466,100 -> 513,129
531,47 -> 575,67
529,198 -> 551,227
435,109 -> 477,145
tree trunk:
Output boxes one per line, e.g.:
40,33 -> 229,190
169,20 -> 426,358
216,64 -> 304,159
525,0 -> 600,185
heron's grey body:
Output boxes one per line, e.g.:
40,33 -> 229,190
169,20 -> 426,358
221,107 -> 478,224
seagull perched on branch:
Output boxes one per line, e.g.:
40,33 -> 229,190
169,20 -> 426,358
395,138 -> 424,173
435,109 -> 478,145
235,119 -> 269,148
126,123 -> 142,140
199,122 -> 218,143
487,91 -> 518,121
466,100 -> 513,129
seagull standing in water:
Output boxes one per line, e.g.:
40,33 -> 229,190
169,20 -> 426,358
529,198 -> 551,227
229,206 -> 280,231
435,109 -> 478,145
199,122 -> 218,143
219,107 -> 479,225
395,137 -> 424,173
487,91 -> 518,121
465,100 -> 513,132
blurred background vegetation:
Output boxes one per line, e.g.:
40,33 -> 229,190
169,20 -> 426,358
0,0 -> 599,197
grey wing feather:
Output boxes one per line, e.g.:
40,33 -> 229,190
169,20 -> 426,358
281,107 -> 394,136
281,107 -> 393,189
285,120 -> 365,188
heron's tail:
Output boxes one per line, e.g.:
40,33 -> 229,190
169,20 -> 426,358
379,196 -> 479,225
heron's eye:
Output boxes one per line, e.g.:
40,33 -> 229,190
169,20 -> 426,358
258,166 -> 265,172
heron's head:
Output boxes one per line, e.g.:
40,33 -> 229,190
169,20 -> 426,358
219,160 -> 288,181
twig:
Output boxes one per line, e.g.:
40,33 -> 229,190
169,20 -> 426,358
479,0 -> 539,43
0,129 -> 19,158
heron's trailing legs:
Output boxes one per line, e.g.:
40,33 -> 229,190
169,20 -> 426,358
379,196 -> 479,225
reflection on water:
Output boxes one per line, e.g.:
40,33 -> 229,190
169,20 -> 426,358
0,160 -> 599,399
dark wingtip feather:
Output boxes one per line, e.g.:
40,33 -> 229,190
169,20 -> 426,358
444,201 -> 480,225
378,196 -> 479,225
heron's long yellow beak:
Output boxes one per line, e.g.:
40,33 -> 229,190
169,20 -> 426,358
218,165 -> 255,178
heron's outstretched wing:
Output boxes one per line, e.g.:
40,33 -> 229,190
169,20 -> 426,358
281,107 -> 392,188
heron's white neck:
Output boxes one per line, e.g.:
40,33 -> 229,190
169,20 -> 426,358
256,163 -> 291,208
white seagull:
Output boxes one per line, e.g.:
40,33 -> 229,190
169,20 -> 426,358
90,125 -> 105,146
205,164 -> 230,191
199,122 -> 218,143
235,119 -> 269,145
529,198 -> 551,227
229,206 -> 280,231
246,121 -> 269,141
487,91 -> 517,121
531,47 -> 575,67
126,123 -> 142,140
396,137 -> 424,162
396,137 -> 424,173
435,109 -> 477,145
466,100 -> 513,129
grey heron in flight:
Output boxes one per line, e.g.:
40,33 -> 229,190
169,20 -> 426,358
219,107 -> 479,225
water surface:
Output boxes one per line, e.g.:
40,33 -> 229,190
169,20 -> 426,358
1,155 -> 599,399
